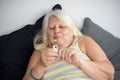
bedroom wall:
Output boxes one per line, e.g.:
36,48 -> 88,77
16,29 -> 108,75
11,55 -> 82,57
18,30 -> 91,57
0,0 -> 120,38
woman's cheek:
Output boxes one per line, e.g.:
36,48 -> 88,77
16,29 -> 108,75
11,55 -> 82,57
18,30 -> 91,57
48,33 -> 54,40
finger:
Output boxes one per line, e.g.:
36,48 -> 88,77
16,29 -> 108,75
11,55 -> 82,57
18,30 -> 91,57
65,48 -> 75,63
61,48 -> 66,61
65,49 -> 72,62
68,52 -> 75,63
46,56 -> 58,61
68,50 -> 74,59
43,49 -> 58,58
45,58 -> 57,66
49,53 -> 59,57
49,48 -> 58,55
64,48 -> 70,61
58,48 -> 64,58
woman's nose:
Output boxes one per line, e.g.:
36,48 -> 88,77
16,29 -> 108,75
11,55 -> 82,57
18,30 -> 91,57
55,27 -> 60,33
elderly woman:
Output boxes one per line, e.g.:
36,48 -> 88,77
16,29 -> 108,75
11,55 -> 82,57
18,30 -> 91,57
23,10 -> 114,80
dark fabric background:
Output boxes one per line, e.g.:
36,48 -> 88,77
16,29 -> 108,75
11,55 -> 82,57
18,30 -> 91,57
0,16 -> 44,80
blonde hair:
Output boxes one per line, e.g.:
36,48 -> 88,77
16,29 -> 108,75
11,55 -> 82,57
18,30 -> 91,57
34,10 -> 83,51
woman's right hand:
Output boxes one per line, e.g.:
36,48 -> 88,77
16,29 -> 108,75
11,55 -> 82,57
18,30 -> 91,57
40,48 -> 59,67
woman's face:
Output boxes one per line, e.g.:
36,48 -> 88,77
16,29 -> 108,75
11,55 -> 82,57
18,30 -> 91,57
47,16 -> 74,49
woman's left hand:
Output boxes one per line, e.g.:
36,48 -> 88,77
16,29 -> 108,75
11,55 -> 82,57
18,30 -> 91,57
58,48 -> 81,66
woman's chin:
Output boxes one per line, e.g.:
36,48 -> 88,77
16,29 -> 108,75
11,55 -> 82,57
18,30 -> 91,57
56,39 -> 63,45
56,40 -> 67,48
57,43 -> 69,48
57,42 -> 64,47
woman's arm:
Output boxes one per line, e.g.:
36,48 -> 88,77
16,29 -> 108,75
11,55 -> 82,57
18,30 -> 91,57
58,36 -> 114,80
77,36 -> 115,80
23,48 -> 59,80
23,50 -> 45,80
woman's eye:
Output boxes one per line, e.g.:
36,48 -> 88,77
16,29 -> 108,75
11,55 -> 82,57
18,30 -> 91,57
49,27 -> 55,29
60,26 -> 65,28
50,28 -> 54,29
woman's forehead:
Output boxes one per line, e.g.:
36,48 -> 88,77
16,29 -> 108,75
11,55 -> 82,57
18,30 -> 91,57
48,16 -> 64,25
49,15 -> 58,21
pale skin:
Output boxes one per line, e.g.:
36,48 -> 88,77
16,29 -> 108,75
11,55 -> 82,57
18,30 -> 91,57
23,16 -> 115,80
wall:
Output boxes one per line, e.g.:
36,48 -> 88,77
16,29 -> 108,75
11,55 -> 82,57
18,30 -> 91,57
0,0 -> 120,38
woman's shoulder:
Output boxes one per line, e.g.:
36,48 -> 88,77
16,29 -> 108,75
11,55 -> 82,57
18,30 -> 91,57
78,36 -> 94,53
78,35 -> 93,43
31,50 -> 41,57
